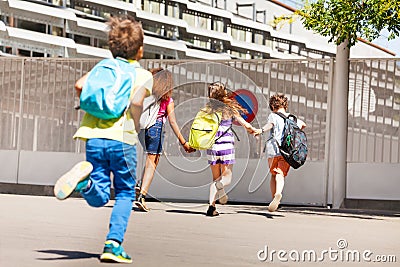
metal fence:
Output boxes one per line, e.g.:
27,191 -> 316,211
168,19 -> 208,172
348,59 -> 400,163
0,57 -> 399,163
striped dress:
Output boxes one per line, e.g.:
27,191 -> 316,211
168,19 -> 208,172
207,118 -> 235,165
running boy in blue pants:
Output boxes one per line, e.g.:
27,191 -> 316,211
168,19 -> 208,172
54,15 -> 153,263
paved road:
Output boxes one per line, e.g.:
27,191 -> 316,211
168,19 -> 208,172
1,194 -> 399,267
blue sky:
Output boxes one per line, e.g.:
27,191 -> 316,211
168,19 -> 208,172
372,31 -> 400,57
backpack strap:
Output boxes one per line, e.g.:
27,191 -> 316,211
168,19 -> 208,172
275,112 -> 298,123
214,117 -> 241,142
118,59 -> 141,115
263,112 -> 287,153
214,112 -> 220,124
274,112 -> 287,121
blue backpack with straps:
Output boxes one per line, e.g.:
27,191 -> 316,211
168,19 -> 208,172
80,58 -> 137,120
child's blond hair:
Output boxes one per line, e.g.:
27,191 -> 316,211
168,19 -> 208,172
206,82 -> 247,116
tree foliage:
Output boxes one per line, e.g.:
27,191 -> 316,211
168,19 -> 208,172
292,0 -> 400,47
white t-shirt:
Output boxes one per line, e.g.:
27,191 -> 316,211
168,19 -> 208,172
266,112 -> 305,157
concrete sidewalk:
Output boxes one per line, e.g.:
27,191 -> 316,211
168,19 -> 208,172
1,194 -> 399,267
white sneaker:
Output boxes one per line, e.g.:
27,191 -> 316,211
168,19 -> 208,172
267,193 -> 282,212
54,161 -> 93,200
215,181 -> 228,205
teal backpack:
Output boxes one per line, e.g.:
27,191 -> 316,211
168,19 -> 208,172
80,58 -> 138,120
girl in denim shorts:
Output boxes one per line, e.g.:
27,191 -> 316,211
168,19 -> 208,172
135,68 -> 194,211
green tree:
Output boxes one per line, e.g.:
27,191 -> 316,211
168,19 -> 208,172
296,0 -> 400,47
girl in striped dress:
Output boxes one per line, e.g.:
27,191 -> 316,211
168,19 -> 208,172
205,82 -> 258,216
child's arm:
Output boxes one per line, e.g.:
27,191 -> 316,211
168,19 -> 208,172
167,101 -> 195,153
74,73 -> 89,98
261,122 -> 274,133
129,85 -> 147,133
234,114 -> 257,134
298,120 -> 306,130
254,122 -> 274,136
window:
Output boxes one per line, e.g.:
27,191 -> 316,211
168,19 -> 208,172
52,0 -> 64,6
51,26 -> 64,37
183,13 -> 195,27
253,53 -> 263,59
143,23 -> 177,39
166,27 -> 178,39
17,20 -> 46,33
245,31 -> 252,42
212,40 -> 224,52
142,24 -> 162,36
98,39 -> 108,49
193,37 -> 211,49
290,45 -> 299,54
265,39 -> 273,49
198,16 -> 211,30
230,27 -> 252,42
183,11 -> 215,30
213,20 -> 224,32
254,33 -> 264,45
143,0 -> 162,14
167,4 -> 179,18
74,34 -> 90,45
230,50 -> 251,59
231,27 -> 245,41
17,49 -> 45,57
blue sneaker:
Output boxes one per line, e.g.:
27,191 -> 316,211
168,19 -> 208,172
54,161 -> 93,200
100,240 -> 132,263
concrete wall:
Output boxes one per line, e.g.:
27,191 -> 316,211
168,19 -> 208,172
347,163 -> 400,200
2,150 -> 399,204
0,149 -> 327,205
145,157 -> 327,205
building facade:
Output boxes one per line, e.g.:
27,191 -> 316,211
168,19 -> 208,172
0,0 -> 395,59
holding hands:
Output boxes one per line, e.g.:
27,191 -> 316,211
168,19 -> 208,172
182,142 -> 196,153
253,128 -> 263,136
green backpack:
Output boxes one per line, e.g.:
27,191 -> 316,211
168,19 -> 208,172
189,110 -> 222,150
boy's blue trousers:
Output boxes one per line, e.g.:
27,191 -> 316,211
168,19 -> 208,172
81,138 -> 137,243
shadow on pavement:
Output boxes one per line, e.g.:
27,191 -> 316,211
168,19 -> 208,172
280,208 -> 399,220
36,250 -> 99,261
236,210 -> 285,219
165,209 -> 206,216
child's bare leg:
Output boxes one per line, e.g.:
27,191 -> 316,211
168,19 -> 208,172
270,174 -> 276,198
268,171 -> 284,212
220,164 -> 232,187
274,172 -> 285,196
214,164 -> 232,204
140,154 -> 160,196
209,164 -> 221,206
134,153 -> 160,212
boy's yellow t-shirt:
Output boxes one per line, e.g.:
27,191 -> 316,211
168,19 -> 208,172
73,61 -> 153,146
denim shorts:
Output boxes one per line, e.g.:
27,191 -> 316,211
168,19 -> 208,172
139,119 -> 164,154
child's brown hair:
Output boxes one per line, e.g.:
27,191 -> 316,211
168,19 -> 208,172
206,82 -> 247,116
150,67 -> 173,101
107,15 -> 144,60
269,93 -> 288,111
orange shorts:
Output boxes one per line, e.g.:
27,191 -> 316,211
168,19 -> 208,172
268,156 -> 290,177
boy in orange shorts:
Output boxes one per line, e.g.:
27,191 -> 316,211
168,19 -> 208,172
255,94 -> 306,212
